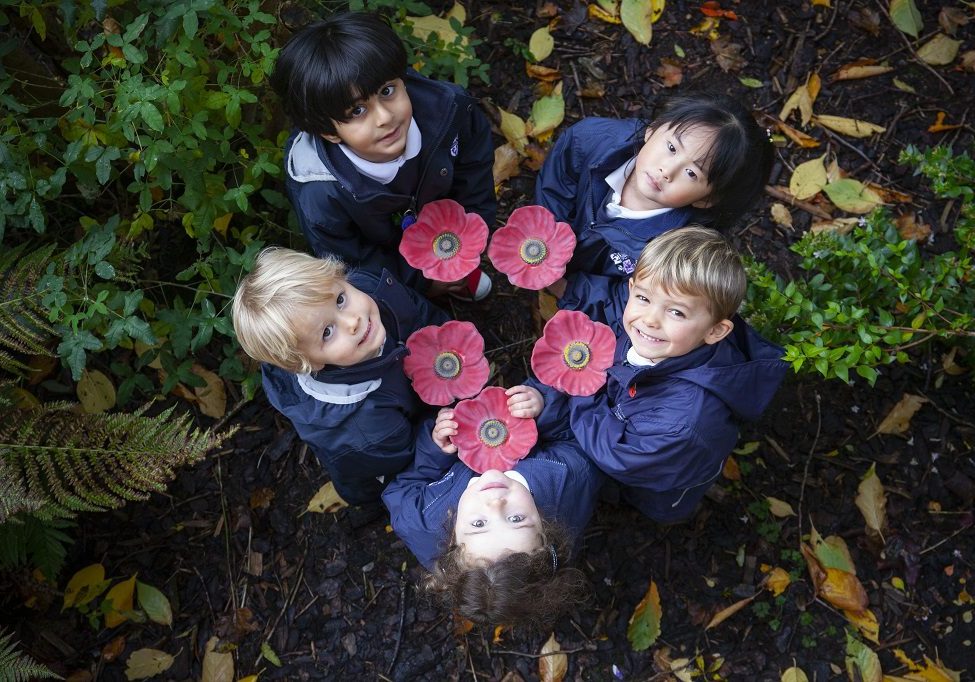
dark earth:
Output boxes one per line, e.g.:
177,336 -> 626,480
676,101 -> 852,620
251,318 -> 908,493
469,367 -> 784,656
6,0 -> 975,680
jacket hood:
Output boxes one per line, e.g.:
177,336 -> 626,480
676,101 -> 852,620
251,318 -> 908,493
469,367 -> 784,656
611,316 -> 787,422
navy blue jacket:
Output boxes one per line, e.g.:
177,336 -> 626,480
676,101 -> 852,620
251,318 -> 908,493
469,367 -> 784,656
382,416 -> 604,571
535,117 -> 704,278
261,270 -> 448,505
283,70 -> 496,290
566,320 -> 788,521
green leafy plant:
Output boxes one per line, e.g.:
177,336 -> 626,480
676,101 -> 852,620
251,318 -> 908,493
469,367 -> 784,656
0,628 -> 57,682
745,145 -> 975,385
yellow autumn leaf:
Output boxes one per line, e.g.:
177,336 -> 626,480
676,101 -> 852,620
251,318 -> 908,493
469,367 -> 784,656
789,155 -> 828,200
493,143 -> 521,188
105,574 -> 138,628
781,666 -> 809,682
892,649 -> 962,682
917,33 -> 961,65
810,217 -> 859,235
405,3 -> 469,47
776,119 -> 821,148
529,26 -> 554,62
621,0 -> 662,45
846,631 -> 882,682
588,3 -> 621,24
875,393 -> 928,435
527,82 -> 565,141
77,369 -> 117,413
833,63 -> 894,81
192,366 -> 226,418
239,677 -> 260,682
538,632 -> 567,682
856,463 -> 887,541
124,648 -> 175,681
770,202 -> 793,228
201,636 -> 234,682
766,496 -> 796,518
845,607 -> 880,644
498,107 -> 528,154
820,567 -> 868,612
814,114 -> 886,138
63,563 -> 110,609
766,567 -> 792,596
706,594 -> 756,629
627,580 -> 663,649
779,76 -> 818,126
306,481 -> 348,514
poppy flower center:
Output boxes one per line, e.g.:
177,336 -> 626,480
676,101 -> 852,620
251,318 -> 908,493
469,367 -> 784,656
478,418 -> 509,447
434,351 -> 462,379
519,238 -> 548,265
432,231 -> 461,260
562,341 -> 591,370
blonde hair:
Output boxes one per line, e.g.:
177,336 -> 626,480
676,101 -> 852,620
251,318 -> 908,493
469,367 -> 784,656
232,247 -> 346,373
632,225 -> 746,322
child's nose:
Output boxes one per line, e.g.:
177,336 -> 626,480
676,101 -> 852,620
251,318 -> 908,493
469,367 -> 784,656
374,102 -> 394,125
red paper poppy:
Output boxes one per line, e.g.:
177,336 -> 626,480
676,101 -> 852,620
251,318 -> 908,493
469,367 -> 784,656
403,321 -> 490,406
453,386 -> 538,474
487,205 -> 576,290
399,199 -> 489,282
531,310 -> 616,396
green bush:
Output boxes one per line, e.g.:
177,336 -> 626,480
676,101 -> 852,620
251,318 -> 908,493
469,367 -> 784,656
745,145 -> 974,385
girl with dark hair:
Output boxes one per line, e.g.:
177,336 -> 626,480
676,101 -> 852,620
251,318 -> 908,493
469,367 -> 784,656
382,386 -> 604,629
535,92 -> 774,288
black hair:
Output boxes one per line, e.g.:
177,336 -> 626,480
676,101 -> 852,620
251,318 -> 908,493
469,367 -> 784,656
270,12 -> 408,136
643,92 -> 774,227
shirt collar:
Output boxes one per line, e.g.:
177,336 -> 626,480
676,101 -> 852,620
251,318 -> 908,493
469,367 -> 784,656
338,117 -> 422,184
605,158 -> 674,220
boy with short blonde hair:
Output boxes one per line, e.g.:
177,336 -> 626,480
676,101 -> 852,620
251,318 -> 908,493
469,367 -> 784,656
232,247 -> 448,504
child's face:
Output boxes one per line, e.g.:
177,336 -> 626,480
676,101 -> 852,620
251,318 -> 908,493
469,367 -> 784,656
322,78 -> 413,163
623,277 -> 732,363
292,281 -> 386,371
454,470 -> 543,562
621,123 -> 716,212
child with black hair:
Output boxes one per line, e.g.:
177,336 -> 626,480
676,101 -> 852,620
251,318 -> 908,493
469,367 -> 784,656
535,93 -> 773,291
382,385 -> 603,629
270,11 -> 496,301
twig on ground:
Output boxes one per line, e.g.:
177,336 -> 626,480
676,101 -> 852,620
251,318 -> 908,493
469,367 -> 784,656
386,564 -> 409,676
797,392 -> 823,544
765,185 -> 833,220
875,0 -> 954,95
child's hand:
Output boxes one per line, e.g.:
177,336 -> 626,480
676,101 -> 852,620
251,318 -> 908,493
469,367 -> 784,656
505,385 -> 543,419
432,408 -> 458,454
426,279 -> 467,298
545,277 -> 567,299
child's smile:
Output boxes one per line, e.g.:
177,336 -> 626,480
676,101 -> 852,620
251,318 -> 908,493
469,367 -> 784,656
323,78 -> 413,163
292,282 -> 386,371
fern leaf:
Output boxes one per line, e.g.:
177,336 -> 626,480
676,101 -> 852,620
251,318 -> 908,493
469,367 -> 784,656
0,628 -> 58,681
0,402 -> 231,519
0,244 -> 58,377
0,516 -> 72,579
0,459 -> 44,523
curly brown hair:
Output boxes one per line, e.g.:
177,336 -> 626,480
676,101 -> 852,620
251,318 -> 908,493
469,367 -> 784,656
422,518 -> 590,631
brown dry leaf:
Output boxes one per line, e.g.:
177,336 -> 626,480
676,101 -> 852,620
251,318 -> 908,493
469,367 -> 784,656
306,481 -> 349,514
493,144 -> 522,188
245,550 -> 263,577
766,567 -> 792,596
192,366 -> 226,418
939,6 -> 969,35
214,607 -> 260,644
523,142 -> 549,172
832,59 -> 893,81
27,354 -> 58,385
867,183 -> 912,203
201,636 -> 234,682
538,633 -> 567,682
711,36 -> 746,72
538,2 -> 559,19
820,567 -> 868,611
917,33 -> 961,66
961,50 -> 975,72
895,213 -> 931,242
249,487 -> 275,510
892,649 -> 963,681
844,607 -> 880,644
492,625 -> 505,644
454,615 -> 474,635
102,635 -> 126,662
810,217 -> 858,235
578,81 -> 606,98
811,0 -> 830,6
124,648 -> 175,681
770,202 -> 793,228
856,463 -> 887,541
941,347 -> 968,376
800,543 -> 826,594
705,594 -> 756,629
849,6 -> 881,34
814,115 -> 886,138
927,111 -> 963,133
776,119 -> 820,148
526,63 -> 562,82
722,455 -> 741,481
587,3 -> 621,24
875,393 -> 928,436
656,58 -> 684,87
779,75 -> 819,126
766,497 -> 796,518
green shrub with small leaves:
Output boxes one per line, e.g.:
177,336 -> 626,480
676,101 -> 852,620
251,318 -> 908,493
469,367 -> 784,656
745,145 -> 974,385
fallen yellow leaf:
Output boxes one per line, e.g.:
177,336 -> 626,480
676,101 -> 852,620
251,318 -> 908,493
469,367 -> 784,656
105,574 -> 138,628
845,607 -> 880,644
820,567 -> 868,612
766,567 -> 792,596
856,463 -> 887,542
306,481 -> 349,514
77,369 -> 117,414
766,496 -> 796,518
493,143 -> 522,188
814,114 -> 886,138
63,563 -> 109,609
875,393 -> 928,436
706,594 -> 756,629
789,155 -> 828,200
538,632 -> 567,682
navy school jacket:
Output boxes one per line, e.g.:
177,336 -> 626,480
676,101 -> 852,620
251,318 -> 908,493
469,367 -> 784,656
382,416 -> 604,572
283,70 -> 496,291
261,270 -> 448,505
534,117 -> 704,279
565,321 -> 788,521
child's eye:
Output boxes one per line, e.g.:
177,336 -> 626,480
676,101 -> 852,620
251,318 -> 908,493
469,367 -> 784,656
667,141 -> 676,153
686,169 -> 698,181
336,292 -> 346,308
379,83 -> 396,97
507,514 -> 526,523
668,309 -> 686,318
349,105 -> 367,118
471,519 -> 485,528
322,324 -> 335,341
636,295 -> 649,303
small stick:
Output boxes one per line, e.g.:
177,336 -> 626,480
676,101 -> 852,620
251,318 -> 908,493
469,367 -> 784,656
386,564 -> 409,676
765,185 -> 833,220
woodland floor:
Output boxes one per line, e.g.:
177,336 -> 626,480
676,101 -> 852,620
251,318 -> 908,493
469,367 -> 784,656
7,1 -> 975,680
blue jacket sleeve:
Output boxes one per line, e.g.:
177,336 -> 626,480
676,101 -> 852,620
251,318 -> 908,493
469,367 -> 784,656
449,99 -> 497,229
559,273 -> 629,333
534,122 -> 583,225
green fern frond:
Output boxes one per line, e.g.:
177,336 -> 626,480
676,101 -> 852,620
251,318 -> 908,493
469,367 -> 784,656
0,628 -> 58,681
0,402 -> 232,519
0,516 -> 72,579
0,244 -> 58,377
0,459 -> 45,523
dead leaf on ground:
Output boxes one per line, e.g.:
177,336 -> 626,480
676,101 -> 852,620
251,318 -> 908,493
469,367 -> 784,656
766,496 -> 796,518
892,649 -> 963,681
690,16 -> 721,40
705,594 -> 756,629
789,155 -> 828,200
917,33 -> 961,65
722,455 -> 741,480
249,487 -> 275,510
587,2 -> 620,24
928,111 -> 963,133
498,108 -> 528,154
104,575 -> 137,628
941,347 -> 968,376
77,369 -> 117,413
844,607 -> 880,644
776,119 -> 820,148
939,6 -> 969,35
578,80 -> 606,98
538,632 -> 567,682
849,7 -> 882,35
845,631 -> 882,682
823,178 -> 884,214
810,217 -> 858,235
306,481 -> 349,514
700,1 -> 738,20
866,183 -> 912,203
528,26 -> 554,62
875,393 -> 928,436
537,2 -> 559,19
656,58 -> 684,87
493,143 -> 522,188
711,36 -> 746,72
960,50 -> 975,72
770,202 -> 794,228
124,648 -> 175,681
627,580 -> 662,650
526,63 -> 562,82
192,365 -> 226,418
214,606 -> 260,643
894,213 -> 931,242
856,463 -> 887,542
820,567 -> 869,612
781,667 -> 808,682
810,524 -> 856,574
765,567 -> 791,596
102,635 -> 126,662
832,59 -> 893,81
201,636 -> 234,682
779,75 -> 820,126
814,114 -> 886,138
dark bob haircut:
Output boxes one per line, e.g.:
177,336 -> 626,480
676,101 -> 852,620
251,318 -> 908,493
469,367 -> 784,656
270,12 -> 408,136
643,92 -> 774,227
